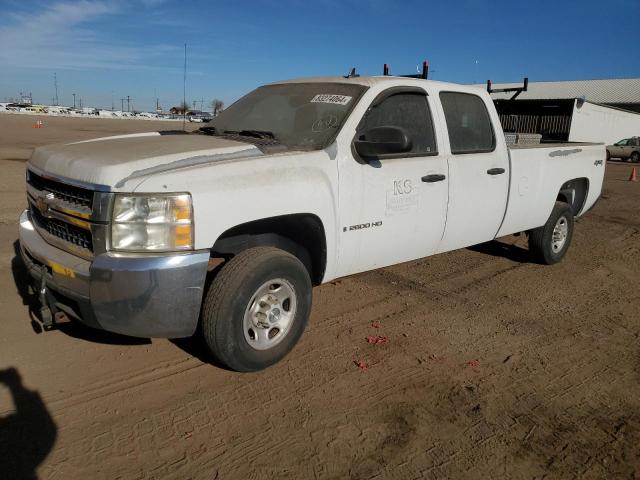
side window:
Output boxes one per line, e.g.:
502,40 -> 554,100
617,139 -> 629,146
359,93 -> 437,155
439,92 -> 495,154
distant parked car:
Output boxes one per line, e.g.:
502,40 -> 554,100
606,137 -> 640,162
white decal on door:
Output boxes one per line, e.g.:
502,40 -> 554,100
386,179 -> 418,215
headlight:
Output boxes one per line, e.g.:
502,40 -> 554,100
111,194 -> 193,252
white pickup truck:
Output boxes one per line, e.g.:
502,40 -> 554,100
19,75 -> 605,371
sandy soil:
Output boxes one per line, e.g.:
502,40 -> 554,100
0,114 -> 638,479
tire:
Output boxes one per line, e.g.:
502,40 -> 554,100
606,150 -> 611,162
528,201 -> 575,265
631,152 -> 640,163
200,246 -> 312,372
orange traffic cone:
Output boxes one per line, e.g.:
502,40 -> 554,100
630,167 -> 638,182
31,120 -> 43,129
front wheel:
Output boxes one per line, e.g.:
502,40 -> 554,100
200,247 -> 312,372
528,201 -> 575,265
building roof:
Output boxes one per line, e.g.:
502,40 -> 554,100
484,78 -> 640,103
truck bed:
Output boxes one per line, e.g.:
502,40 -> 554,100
497,142 -> 606,237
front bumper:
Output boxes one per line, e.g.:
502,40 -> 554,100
18,209 -> 210,338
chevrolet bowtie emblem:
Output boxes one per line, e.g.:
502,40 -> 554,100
36,192 -> 55,216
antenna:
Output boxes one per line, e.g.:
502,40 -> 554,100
344,67 -> 359,78
182,43 -> 187,131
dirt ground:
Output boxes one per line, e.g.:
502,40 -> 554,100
0,113 -> 639,480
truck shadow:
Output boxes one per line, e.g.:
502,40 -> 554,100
11,240 -> 150,346
0,367 -> 57,480
170,337 -> 233,371
468,239 -> 530,264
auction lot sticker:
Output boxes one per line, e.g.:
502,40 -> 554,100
310,94 -> 352,106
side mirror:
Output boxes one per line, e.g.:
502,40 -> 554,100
354,126 -> 412,159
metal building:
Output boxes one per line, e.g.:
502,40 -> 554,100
484,78 -> 640,144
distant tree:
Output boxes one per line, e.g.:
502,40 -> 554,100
170,101 -> 190,115
211,99 -> 224,116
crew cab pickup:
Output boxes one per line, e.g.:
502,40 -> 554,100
18,76 -> 605,371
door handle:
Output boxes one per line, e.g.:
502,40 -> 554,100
421,174 -> 446,183
487,168 -> 506,175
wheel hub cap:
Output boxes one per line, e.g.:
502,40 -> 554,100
552,216 -> 569,252
243,279 -> 297,350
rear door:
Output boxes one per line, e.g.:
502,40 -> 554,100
436,91 -> 510,252
337,88 -> 449,275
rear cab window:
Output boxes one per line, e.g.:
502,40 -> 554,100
439,92 -> 495,154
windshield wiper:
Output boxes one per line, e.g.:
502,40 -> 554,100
198,126 -> 217,135
224,129 -> 277,140
198,127 -> 279,146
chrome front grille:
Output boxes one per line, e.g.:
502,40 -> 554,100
30,206 -> 94,251
26,168 -> 111,259
27,170 -> 94,209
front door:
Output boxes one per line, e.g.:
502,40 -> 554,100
337,88 -> 448,276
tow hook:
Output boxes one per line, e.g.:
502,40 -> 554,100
38,265 -> 53,330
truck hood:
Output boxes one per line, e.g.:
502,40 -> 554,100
29,132 -> 263,189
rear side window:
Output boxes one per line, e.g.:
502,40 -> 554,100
360,93 -> 437,155
440,92 -> 495,154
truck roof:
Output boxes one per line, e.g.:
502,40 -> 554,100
270,75 -> 485,92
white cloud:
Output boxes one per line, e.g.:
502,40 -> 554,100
0,1 -> 182,71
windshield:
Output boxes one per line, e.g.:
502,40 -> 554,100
208,82 -> 367,150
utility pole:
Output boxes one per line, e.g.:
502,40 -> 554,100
182,43 -> 187,131
121,98 -> 124,112
72,93 -> 76,109
53,72 -> 59,106
79,97 -> 83,109
126,95 -> 130,112
111,91 -> 114,111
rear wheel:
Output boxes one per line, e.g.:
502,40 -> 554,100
200,246 -> 312,372
528,201 -> 574,265
631,152 -> 640,163
606,150 -> 611,162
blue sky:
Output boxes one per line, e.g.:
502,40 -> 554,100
1,0 -> 639,111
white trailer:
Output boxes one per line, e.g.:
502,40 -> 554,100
569,100 -> 640,145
